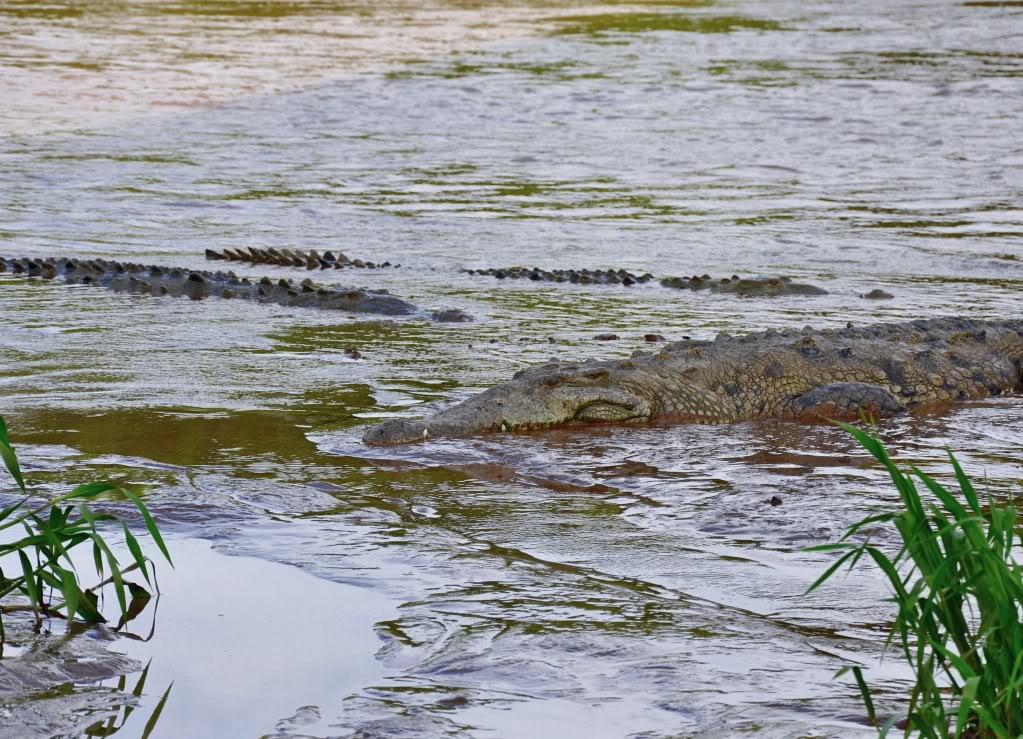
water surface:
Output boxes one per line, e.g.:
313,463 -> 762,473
1,0 -> 1022,736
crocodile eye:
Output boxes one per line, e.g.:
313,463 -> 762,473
540,375 -> 563,389
580,368 -> 609,380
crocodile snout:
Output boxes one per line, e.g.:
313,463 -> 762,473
362,419 -> 431,446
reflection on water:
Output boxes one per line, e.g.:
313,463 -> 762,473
0,537 -> 391,738
83,663 -> 172,739
1,0 -> 1023,736
0,0 -> 551,136
104,538 -> 391,738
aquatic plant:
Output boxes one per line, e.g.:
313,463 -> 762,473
808,423 -> 1023,738
0,415 -> 171,649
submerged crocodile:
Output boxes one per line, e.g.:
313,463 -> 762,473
1,256 -> 419,315
205,247 -> 395,271
660,274 -> 828,297
465,266 -> 827,295
465,266 -> 657,285
364,317 -> 1023,445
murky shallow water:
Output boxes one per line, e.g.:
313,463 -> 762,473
0,537 -> 390,738
2,0 -> 1023,736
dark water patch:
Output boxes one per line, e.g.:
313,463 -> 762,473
0,1 -> 85,19
149,0 -> 375,18
387,58 -> 593,81
549,12 -> 783,36
830,49 -> 1023,81
0,0 -> 380,20
857,218 -> 977,229
13,407 -> 328,468
902,229 -> 1023,239
900,274 -> 1023,288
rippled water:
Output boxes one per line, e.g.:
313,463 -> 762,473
2,0 -> 1023,736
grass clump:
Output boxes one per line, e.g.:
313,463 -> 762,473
808,422 -> 1023,738
0,415 -> 171,650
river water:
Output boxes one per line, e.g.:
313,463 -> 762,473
1,0 -> 1022,736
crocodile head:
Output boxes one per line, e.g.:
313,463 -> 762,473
363,362 -> 655,445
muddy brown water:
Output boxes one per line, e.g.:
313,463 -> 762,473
1,0 -> 1022,736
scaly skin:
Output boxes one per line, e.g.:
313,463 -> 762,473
205,247 -> 394,271
1,255 -> 417,315
660,275 -> 828,296
364,317 -> 1023,445
464,266 -> 827,295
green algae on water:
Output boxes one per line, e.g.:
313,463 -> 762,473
549,12 -> 783,36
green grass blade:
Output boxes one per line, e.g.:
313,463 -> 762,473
109,550 -> 127,615
76,589 -> 105,623
837,511 -> 898,541
18,551 -> 39,608
48,503 -> 64,531
877,712 -> 904,738
955,675 -> 980,738
76,504 -> 105,577
121,490 -> 172,566
63,481 -> 120,500
31,514 -> 76,572
91,532 -> 127,614
804,549 -> 857,594
913,468 -> 986,552
93,540 -> 104,580
972,703 -> 1010,739
864,547 -> 911,602
851,666 -> 876,724
948,451 -> 981,515
37,567 -> 64,591
0,416 -> 27,493
0,494 -> 30,523
58,565 -> 80,623
912,467 -> 969,521
121,522 -> 151,586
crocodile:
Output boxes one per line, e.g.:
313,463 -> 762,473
205,247 -> 396,271
464,266 -> 829,296
1,256 -> 419,315
465,266 -> 656,285
218,255 -> 842,298
660,275 -> 828,297
363,317 -> 1023,445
